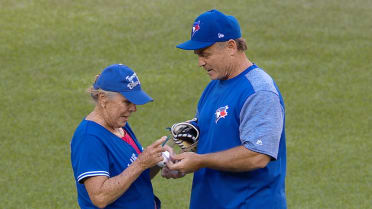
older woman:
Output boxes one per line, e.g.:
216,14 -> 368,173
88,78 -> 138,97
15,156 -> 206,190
71,64 -> 167,209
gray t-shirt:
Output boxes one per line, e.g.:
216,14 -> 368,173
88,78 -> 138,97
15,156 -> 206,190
239,68 -> 284,159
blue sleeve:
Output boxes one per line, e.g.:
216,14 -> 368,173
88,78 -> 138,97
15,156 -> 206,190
71,135 -> 110,183
239,91 -> 284,159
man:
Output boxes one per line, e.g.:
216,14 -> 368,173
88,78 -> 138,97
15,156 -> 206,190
164,10 -> 287,209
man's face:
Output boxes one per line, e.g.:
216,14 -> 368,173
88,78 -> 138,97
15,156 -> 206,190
194,42 -> 232,80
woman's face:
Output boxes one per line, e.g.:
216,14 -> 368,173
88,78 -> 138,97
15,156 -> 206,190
102,93 -> 137,129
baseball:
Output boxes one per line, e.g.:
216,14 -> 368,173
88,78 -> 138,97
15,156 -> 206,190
157,151 -> 170,167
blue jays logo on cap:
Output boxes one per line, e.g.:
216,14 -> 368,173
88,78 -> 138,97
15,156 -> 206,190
192,21 -> 200,37
126,72 -> 140,90
93,64 -> 153,105
177,9 -> 242,50
215,105 -> 229,123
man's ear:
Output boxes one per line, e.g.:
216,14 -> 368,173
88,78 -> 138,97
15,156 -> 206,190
226,39 -> 238,55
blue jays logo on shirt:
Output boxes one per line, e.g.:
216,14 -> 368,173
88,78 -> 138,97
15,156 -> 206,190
192,21 -> 200,37
215,105 -> 229,123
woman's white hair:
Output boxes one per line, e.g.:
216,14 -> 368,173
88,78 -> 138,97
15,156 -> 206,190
88,87 -> 119,103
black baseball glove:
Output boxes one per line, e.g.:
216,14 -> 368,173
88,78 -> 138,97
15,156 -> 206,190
170,118 -> 199,152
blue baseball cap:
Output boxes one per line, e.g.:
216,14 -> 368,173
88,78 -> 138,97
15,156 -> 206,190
93,64 -> 153,105
176,9 -> 241,50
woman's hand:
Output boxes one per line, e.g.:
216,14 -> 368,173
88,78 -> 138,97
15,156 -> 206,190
161,165 -> 186,179
136,136 -> 167,170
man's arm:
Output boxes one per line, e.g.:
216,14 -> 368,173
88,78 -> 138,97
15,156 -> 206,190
167,91 -> 283,174
167,146 -> 270,173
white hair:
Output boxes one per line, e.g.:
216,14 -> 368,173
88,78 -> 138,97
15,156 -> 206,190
88,87 -> 120,103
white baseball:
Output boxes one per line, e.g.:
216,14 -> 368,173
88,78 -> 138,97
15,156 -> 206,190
157,151 -> 170,168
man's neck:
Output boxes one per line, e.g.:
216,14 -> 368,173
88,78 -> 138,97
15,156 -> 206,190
227,55 -> 252,79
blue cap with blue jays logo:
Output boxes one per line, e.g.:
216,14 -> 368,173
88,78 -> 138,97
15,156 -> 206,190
176,9 -> 241,50
93,64 -> 153,105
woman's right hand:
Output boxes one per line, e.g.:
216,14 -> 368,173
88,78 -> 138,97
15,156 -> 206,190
136,136 -> 167,169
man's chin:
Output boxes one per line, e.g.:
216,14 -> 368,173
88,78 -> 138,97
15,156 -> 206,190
208,73 -> 217,80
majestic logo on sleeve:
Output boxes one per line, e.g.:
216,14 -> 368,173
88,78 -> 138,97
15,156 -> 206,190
127,153 -> 137,167
192,21 -> 200,37
126,73 -> 140,89
215,105 -> 229,123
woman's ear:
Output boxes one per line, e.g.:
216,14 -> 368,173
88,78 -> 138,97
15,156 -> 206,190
98,92 -> 107,108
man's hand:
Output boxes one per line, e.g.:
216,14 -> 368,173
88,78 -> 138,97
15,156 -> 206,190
166,152 -> 202,174
160,145 -> 186,179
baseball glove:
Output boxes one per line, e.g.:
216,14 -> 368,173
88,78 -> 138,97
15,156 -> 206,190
170,118 -> 199,152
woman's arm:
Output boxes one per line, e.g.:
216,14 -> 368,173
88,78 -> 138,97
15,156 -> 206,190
84,137 -> 166,208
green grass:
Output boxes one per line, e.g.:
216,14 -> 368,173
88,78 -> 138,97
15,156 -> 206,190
1,0 -> 371,208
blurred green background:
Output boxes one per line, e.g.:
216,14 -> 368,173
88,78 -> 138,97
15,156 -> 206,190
0,0 -> 371,208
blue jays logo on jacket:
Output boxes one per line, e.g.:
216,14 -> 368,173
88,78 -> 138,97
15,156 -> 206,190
215,105 -> 229,123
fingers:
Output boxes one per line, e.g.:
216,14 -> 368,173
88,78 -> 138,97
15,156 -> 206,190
138,152 -> 163,170
145,146 -> 165,159
166,152 -> 200,174
147,136 -> 167,155
150,136 -> 167,148
136,137 -> 168,169
152,146 -> 166,155
161,167 -> 172,179
170,152 -> 187,161
161,167 -> 186,179
165,158 -> 175,167
166,157 -> 182,170
165,158 -> 186,172
167,152 -> 188,170
163,145 -> 175,155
